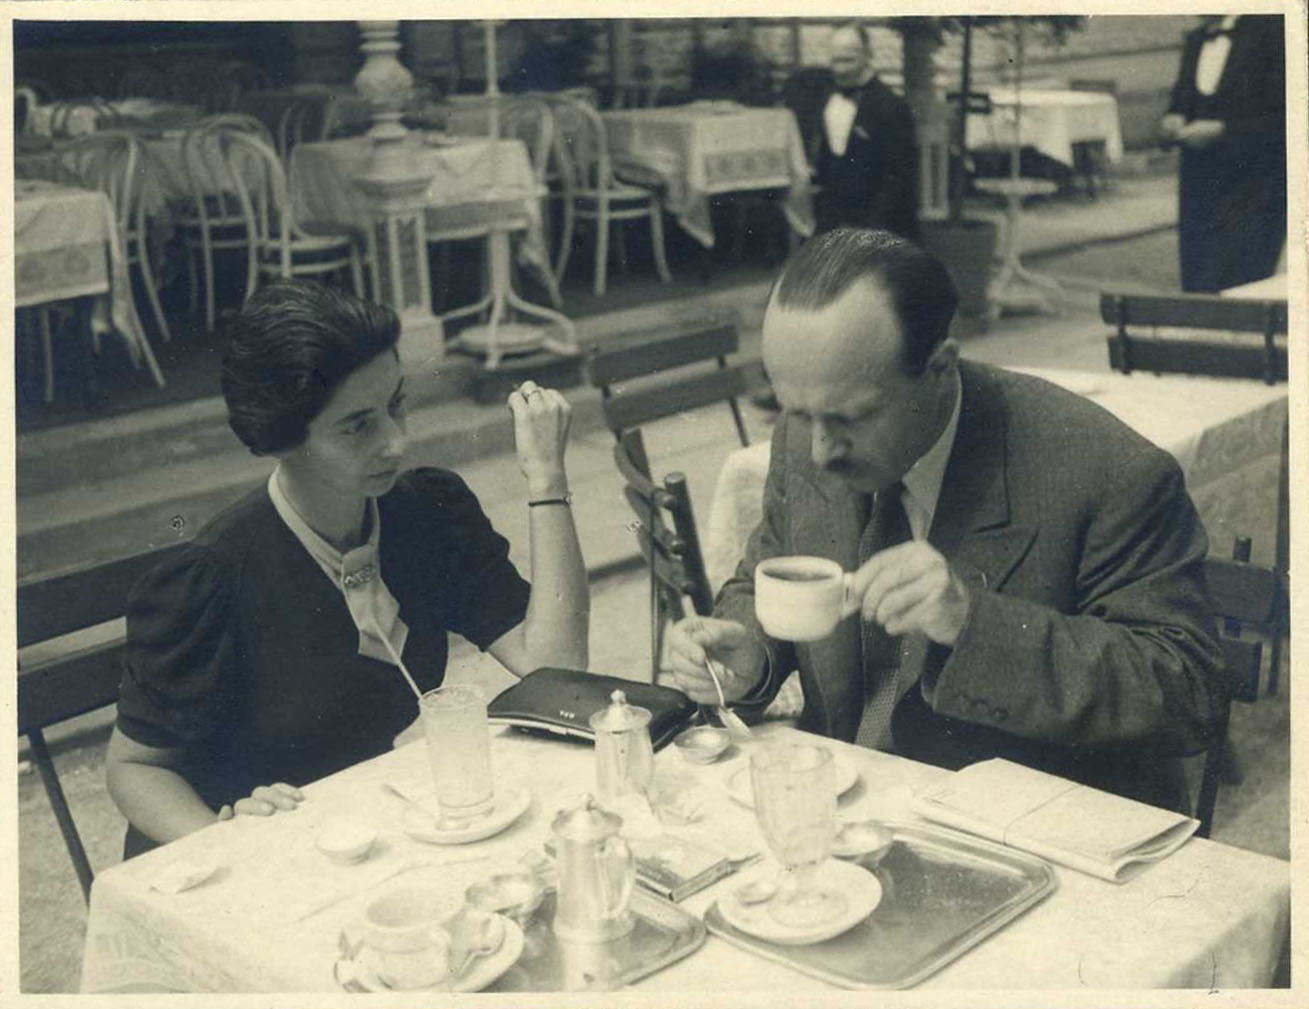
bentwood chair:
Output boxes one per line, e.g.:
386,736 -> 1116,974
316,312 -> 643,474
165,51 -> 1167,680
178,114 -> 275,332
1195,536 -> 1289,838
220,129 -> 365,298
61,130 -> 173,343
550,97 -> 671,296
276,91 -> 341,161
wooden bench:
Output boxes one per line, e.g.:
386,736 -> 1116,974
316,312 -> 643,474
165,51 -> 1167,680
17,542 -> 188,902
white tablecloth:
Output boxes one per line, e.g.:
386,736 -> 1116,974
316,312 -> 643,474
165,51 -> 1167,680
600,103 -> 815,248
705,367 -> 1289,589
1221,275 -> 1288,300
80,723 -> 1288,992
290,134 -> 551,276
13,178 -> 154,373
966,88 -> 1124,168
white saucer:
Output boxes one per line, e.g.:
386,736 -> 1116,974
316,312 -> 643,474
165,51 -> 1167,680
725,752 -> 860,808
334,915 -> 523,992
716,858 -> 882,946
401,785 -> 531,845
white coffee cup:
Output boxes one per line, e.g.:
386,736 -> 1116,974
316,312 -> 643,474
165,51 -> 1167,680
755,556 -> 853,642
351,886 -> 457,990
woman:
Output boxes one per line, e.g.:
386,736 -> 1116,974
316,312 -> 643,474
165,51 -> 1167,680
106,281 -> 589,854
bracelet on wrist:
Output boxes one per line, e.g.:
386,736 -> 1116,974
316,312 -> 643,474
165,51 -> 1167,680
528,492 -> 573,508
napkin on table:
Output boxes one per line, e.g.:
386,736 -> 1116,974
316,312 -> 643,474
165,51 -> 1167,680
912,758 -> 1199,883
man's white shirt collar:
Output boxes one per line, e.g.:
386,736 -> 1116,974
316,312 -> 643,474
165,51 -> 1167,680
900,377 -> 962,541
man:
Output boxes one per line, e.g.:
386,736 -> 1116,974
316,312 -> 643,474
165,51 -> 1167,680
668,229 -> 1223,810
811,23 -> 920,240
1161,14 -> 1286,292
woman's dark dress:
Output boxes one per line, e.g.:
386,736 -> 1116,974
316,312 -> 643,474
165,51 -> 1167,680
116,468 -> 530,856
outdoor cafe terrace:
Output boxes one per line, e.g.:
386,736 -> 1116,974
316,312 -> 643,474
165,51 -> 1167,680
11,14 -> 1295,999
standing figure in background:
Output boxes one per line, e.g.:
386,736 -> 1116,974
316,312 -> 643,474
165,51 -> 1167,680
812,22 -> 920,241
1161,14 -> 1286,292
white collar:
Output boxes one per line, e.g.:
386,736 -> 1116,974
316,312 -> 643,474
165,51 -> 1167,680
268,467 -> 380,579
900,377 -> 962,538
267,467 -> 410,666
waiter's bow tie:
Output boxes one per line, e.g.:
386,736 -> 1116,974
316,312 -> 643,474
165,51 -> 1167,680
1201,22 -> 1231,39
835,84 -> 863,100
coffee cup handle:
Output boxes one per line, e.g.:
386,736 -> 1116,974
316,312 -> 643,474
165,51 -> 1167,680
840,572 -> 861,619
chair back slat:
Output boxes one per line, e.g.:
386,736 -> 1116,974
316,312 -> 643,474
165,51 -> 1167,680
586,324 -> 739,386
18,640 -> 128,735
1217,638 -> 1262,705
1105,337 -> 1288,384
17,543 -> 188,648
602,365 -> 750,435
660,472 -> 714,616
1203,557 -> 1283,628
622,485 -> 683,560
1099,291 -> 1288,334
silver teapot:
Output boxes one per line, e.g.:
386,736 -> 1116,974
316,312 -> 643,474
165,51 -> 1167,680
589,688 -> 654,806
551,794 -> 635,942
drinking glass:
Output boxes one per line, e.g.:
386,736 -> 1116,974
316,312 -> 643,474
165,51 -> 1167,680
749,742 -> 846,928
420,684 -> 494,823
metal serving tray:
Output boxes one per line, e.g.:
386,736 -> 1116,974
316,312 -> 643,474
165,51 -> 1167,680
704,821 -> 1057,989
489,887 -> 705,991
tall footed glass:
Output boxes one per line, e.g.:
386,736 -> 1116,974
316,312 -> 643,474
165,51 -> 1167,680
749,741 -> 846,928
420,684 -> 494,824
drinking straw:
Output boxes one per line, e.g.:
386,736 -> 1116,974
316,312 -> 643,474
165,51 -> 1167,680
370,618 -> 424,702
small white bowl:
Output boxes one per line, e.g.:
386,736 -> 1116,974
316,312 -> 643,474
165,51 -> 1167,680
832,819 -> 895,866
673,726 -> 732,765
316,821 -> 377,865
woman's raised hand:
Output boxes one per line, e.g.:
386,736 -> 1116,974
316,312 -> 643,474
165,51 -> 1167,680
507,381 -> 573,497
217,782 -> 305,820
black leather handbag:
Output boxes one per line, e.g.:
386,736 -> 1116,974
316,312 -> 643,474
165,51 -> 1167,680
487,667 -> 698,751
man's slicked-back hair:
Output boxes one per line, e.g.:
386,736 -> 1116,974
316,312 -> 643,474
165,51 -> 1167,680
221,280 -> 401,456
772,227 -> 958,375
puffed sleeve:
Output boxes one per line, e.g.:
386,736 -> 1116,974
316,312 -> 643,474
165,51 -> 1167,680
409,467 -> 531,651
116,546 -> 240,749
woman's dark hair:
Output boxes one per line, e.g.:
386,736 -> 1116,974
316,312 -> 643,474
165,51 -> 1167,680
772,227 -> 958,376
221,281 -> 401,455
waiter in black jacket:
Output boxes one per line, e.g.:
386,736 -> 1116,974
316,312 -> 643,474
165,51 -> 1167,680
1161,14 -> 1286,292
813,23 -> 920,241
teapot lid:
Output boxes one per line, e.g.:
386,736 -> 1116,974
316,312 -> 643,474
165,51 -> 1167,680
588,689 -> 652,734
551,793 -> 623,840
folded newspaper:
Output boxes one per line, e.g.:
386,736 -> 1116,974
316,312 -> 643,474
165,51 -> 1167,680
912,758 -> 1199,883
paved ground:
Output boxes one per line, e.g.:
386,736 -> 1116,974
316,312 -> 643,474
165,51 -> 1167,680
16,170 -> 1290,992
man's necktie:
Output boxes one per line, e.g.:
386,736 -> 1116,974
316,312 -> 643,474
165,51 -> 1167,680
854,482 -> 912,750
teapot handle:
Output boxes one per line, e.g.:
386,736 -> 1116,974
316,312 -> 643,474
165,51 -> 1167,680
600,836 -> 635,919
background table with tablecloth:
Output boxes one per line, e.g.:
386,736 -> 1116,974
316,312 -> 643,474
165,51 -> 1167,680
966,88 -> 1124,168
598,103 -> 815,248
289,133 -> 553,279
14,177 -> 160,384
